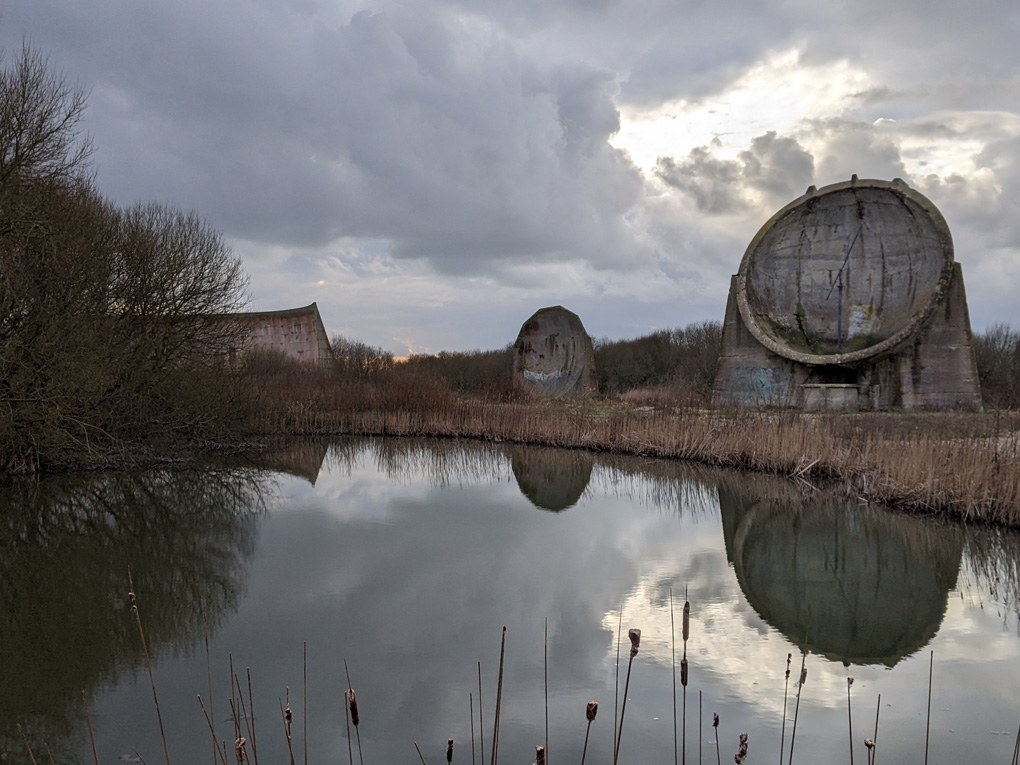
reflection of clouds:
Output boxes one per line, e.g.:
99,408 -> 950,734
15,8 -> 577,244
73,439 -> 1020,765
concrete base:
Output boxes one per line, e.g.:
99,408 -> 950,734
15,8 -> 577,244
712,263 -> 982,410
802,384 -> 861,411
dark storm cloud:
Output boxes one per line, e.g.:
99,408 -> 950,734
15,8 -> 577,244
2,0 -> 1019,347
654,131 -> 814,215
1,1 -> 646,275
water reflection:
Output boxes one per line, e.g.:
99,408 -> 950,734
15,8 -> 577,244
0,467 -> 269,760
718,473 -> 964,666
4,438 -> 1019,765
248,438 -> 329,484
508,445 -> 593,511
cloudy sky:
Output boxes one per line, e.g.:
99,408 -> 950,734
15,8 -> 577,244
3,1 -> 1019,354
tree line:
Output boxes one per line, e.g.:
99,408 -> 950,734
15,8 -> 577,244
0,44 -> 250,471
327,320 -> 1020,410
5,41 -> 1020,473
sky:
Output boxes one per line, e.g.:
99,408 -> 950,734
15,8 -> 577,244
2,1 -> 1019,355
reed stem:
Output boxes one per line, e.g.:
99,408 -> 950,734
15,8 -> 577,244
344,675 -> 353,765
17,723 -> 38,765
713,713 -> 720,765
247,669 -> 258,765
128,572 -> 171,765
613,608 -> 622,753
303,642 -> 308,765
414,741 -> 428,764
280,692 -> 296,765
477,662 -> 485,765
82,689 -> 100,765
197,696 -> 229,765
870,693 -> 881,765
787,652 -> 807,765
613,629 -> 640,765
779,653 -> 791,765
344,660 -> 364,765
205,621 -> 216,765
544,617 -> 549,765
924,650 -> 933,765
671,589 -> 678,765
581,701 -> 598,765
230,654 -> 238,741
491,626 -> 507,765
682,593 -> 690,765
847,677 -> 854,765
232,674 -> 255,760
470,693 -> 476,765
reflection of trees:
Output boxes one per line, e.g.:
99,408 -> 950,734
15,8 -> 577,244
325,437 -> 513,485
718,472 -> 964,666
509,445 -> 593,511
963,525 -> 1020,633
0,467 -> 268,760
324,436 -> 720,518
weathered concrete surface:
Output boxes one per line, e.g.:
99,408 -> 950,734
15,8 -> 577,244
512,306 -> 597,397
232,302 -> 332,365
713,178 -> 982,410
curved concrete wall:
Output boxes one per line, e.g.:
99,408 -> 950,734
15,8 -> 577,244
713,178 -> 982,410
233,302 -> 332,365
512,306 -> 598,397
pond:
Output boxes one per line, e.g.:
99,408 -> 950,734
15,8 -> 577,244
2,437 -> 1019,764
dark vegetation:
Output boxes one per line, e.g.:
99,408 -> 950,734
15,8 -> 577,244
594,320 -> 722,403
973,323 -> 1020,410
4,41 -> 1020,514
0,44 -> 250,472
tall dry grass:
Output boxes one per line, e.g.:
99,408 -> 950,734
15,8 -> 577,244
250,363 -> 1020,527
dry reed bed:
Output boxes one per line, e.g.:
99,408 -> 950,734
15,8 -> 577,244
257,398 -> 1020,527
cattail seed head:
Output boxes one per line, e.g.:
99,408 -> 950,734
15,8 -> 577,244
347,688 -> 359,727
785,653 -> 792,679
128,590 -> 136,603
586,700 -> 598,722
733,730 -> 749,763
628,628 -> 641,657
799,666 -> 807,685
535,745 -> 546,765
446,738 -> 454,763
682,601 -> 690,642
285,704 -> 293,725
234,736 -> 247,763
848,677 -> 854,687
864,738 -> 875,750
681,657 -> 688,687
713,713 -> 719,728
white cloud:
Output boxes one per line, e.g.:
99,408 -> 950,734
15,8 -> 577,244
2,0 -> 1019,350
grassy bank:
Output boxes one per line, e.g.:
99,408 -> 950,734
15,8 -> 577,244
251,369 -> 1020,527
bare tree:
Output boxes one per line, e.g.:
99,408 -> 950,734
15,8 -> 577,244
0,41 -> 93,187
0,43 -> 252,470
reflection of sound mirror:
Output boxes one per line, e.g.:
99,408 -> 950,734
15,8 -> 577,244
719,479 -> 964,667
509,445 -> 594,512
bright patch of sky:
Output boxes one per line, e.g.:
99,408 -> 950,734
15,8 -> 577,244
613,49 -> 872,171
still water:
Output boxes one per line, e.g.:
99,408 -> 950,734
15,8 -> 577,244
2,437 -> 1019,764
